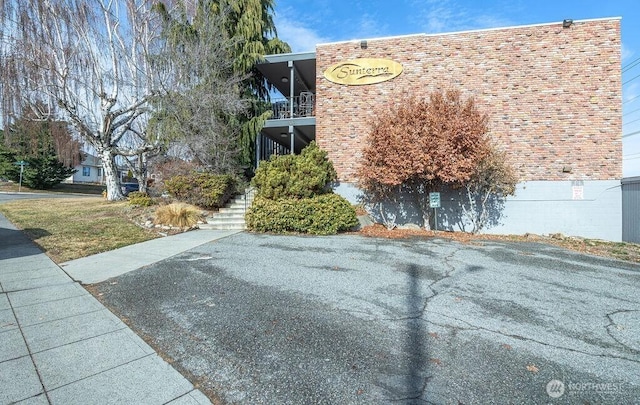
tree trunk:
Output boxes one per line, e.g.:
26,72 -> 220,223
136,152 -> 149,193
412,183 -> 432,230
122,152 -> 149,194
136,152 -> 148,194
98,148 -> 125,201
421,202 -> 432,230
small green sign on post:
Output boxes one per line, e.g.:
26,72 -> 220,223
429,192 -> 441,231
13,160 -> 29,192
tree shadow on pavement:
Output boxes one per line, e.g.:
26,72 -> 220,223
404,263 -> 430,402
0,226 -> 49,260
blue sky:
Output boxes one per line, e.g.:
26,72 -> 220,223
272,0 -> 640,177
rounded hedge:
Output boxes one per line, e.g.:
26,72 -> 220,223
164,172 -> 237,209
127,191 -> 154,207
246,193 -> 358,235
251,141 -> 336,200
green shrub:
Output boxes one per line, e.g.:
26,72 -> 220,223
246,194 -> 358,235
165,172 -> 237,209
248,143 -> 355,235
251,142 -> 337,199
128,191 -> 154,207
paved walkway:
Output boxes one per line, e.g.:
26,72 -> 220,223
0,213 -> 237,404
61,229 -> 241,284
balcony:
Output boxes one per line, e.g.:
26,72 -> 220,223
256,52 -> 316,160
269,92 -> 315,120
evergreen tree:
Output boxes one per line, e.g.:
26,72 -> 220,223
216,0 -> 291,170
155,0 -> 290,173
0,142 -> 18,181
20,145 -> 77,189
1,114 -> 78,189
152,2 -> 247,174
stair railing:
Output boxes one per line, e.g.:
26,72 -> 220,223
244,186 -> 256,212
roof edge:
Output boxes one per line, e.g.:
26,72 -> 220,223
317,16 -> 622,47
622,176 -> 640,184
261,51 -> 316,64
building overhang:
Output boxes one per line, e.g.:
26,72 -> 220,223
261,117 -> 316,152
256,52 -> 316,98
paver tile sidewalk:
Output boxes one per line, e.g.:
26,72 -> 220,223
0,213 -> 211,405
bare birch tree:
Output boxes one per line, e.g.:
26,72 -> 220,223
0,0 -> 245,199
0,0 -> 163,199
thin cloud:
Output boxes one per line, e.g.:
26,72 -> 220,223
412,0 -> 514,34
622,43 -> 634,62
355,13 -> 390,40
274,14 -> 328,52
624,82 -> 639,104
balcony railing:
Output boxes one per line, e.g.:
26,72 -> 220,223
269,92 -> 315,119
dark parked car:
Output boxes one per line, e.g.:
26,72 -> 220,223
121,182 -> 139,196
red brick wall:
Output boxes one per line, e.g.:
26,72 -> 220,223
315,19 -> 622,183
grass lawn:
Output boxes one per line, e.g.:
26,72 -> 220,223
0,197 -> 158,263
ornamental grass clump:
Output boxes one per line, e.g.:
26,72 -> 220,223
154,203 -> 202,228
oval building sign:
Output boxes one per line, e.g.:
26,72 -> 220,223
323,58 -> 403,85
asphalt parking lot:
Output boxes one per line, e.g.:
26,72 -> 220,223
93,233 -> 640,404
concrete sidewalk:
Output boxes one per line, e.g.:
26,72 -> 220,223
61,229 -> 241,284
0,213 -> 217,404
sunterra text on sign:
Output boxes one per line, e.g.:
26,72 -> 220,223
323,58 -> 403,85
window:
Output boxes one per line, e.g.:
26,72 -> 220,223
97,168 -> 102,177
82,166 -> 90,177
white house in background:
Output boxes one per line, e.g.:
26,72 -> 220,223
65,153 -> 135,184
65,153 -> 104,184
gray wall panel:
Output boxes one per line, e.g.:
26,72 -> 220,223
335,180 -> 622,241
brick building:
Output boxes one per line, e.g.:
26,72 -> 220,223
256,17 -> 622,241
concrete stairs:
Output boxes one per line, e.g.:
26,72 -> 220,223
201,189 -> 255,230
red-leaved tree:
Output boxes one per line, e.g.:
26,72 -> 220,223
358,89 -> 491,229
